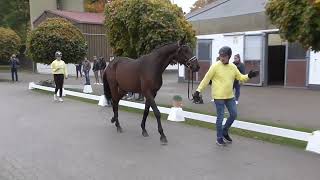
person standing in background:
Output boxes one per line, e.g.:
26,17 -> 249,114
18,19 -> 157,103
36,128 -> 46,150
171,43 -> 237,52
75,60 -> 82,79
233,54 -> 245,105
99,56 -> 106,85
92,56 -> 100,85
51,51 -> 68,102
82,57 -> 91,85
9,54 -> 20,82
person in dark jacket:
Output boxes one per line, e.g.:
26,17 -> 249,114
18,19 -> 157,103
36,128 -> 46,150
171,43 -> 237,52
75,60 -> 82,79
233,54 -> 245,105
82,57 -> 91,85
9,54 -> 20,82
92,56 -> 100,85
99,56 -> 106,84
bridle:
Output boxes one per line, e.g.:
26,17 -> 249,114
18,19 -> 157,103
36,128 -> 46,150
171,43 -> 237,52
184,56 -> 197,101
175,45 -> 198,101
185,56 -> 197,68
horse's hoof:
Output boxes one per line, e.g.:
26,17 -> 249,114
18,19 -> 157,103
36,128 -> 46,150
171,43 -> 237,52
160,136 -> 168,145
142,130 -> 149,137
117,126 -> 123,133
111,117 -> 116,123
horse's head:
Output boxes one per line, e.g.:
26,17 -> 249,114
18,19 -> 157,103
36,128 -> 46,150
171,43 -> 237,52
174,37 -> 200,72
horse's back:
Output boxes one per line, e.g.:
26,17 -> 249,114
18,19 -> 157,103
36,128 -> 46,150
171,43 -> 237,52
106,57 -> 142,91
108,57 -> 132,68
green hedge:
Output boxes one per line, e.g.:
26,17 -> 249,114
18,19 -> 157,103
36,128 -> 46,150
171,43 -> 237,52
27,18 -> 88,64
0,27 -> 21,63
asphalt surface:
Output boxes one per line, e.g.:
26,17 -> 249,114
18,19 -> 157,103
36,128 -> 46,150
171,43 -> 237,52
0,80 -> 319,179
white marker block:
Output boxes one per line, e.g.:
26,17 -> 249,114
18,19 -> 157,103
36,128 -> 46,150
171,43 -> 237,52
306,130 -> 320,154
83,85 -> 93,94
28,82 -> 35,90
98,95 -> 107,106
167,107 -> 185,122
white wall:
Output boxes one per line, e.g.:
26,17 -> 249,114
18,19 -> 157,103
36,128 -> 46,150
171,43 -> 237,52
309,51 -> 320,85
197,33 -> 245,64
166,64 -> 178,70
178,64 -> 185,78
61,0 -> 84,12
178,33 -> 246,79
29,0 -> 57,29
223,35 -> 244,62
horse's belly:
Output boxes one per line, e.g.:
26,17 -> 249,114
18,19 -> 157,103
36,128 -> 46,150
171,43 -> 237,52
115,66 -> 141,92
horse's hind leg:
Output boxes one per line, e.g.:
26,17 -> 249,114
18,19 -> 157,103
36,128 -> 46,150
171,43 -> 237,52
141,101 -> 151,137
111,100 -> 122,133
110,87 -> 126,133
141,92 -> 156,137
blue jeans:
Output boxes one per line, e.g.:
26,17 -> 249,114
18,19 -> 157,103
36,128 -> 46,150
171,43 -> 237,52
84,70 -> 90,85
233,82 -> 240,101
213,98 -> 237,139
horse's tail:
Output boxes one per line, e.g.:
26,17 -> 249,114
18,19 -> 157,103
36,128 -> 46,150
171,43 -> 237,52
103,72 -> 112,100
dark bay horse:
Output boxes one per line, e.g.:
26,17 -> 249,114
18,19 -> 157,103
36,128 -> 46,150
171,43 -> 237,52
103,38 -> 200,144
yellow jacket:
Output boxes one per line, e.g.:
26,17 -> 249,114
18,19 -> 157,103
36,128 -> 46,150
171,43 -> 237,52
51,59 -> 68,77
196,61 -> 249,99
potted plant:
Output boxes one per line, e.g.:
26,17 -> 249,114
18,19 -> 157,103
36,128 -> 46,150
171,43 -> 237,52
172,95 -> 183,108
168,95 -> 185,122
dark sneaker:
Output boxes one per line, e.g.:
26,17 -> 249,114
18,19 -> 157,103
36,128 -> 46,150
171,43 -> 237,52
216,138 -> 226,146
223,133 -> 232,143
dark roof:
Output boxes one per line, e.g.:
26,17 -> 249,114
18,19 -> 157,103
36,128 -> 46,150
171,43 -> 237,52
186,0 -> 267,21
36,10 -> 105,25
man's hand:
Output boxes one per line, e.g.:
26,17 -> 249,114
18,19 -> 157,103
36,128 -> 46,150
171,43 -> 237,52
192,91 -> 203,104
248,70 -> 259,78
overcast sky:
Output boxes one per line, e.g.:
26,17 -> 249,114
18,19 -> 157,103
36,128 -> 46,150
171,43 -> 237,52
171,0 -> 198,13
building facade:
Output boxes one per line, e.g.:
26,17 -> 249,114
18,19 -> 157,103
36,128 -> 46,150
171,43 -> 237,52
180,0 -> 320,89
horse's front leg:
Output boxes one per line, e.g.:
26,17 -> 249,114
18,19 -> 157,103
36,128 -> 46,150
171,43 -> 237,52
145,93 -> 167,144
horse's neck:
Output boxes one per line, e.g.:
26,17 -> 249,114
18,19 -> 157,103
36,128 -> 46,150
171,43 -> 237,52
154,44 -> 178,73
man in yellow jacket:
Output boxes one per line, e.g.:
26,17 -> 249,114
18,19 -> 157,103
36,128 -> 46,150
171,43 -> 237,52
51,51 -> 68,102
193,46 -> 258,146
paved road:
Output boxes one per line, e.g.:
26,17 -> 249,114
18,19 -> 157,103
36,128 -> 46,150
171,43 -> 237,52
0,80 -> 319,179
2,71 -> 320,129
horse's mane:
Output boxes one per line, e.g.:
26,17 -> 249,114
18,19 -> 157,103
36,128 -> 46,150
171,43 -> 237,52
115,42 -> 184,65
150,42 -> 189,65
152,42 -> 177,52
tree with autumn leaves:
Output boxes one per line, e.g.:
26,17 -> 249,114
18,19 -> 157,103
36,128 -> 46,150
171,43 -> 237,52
105,0 -> 196,58
84,0 -> 112,13
0,27 -> 21,63
266,0 -> 320,51
190,0 -> 217,12
27,18 -> 88,64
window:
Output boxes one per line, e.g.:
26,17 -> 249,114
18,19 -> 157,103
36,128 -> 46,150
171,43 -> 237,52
197,40 -> 212,61
288,43 -> 306,59
244,35 -> 263,60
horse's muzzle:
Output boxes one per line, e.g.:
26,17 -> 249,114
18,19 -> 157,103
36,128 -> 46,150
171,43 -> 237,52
192,64 -> 200,72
